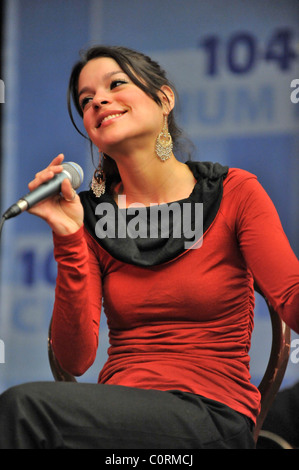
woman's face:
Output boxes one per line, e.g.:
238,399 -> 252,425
78,57 -> 172,155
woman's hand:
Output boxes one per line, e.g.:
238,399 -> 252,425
27,154 -> 84,236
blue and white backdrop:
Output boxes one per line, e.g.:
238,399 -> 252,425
0,0 -> 298,393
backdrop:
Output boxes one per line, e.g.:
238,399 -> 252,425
0,0 -> 298,393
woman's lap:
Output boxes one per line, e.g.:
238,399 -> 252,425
0,381 -> 255,449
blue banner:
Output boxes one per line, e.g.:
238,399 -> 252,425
0,0 -> 298,392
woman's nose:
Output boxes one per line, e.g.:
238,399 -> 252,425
92,92 -> 110,109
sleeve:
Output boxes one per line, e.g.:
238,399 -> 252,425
234,176 -> 299,334
51,225 -> 102,376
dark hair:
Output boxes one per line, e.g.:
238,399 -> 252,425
67,45 -> 192,193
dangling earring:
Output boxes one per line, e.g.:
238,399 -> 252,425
155,114 -> 173,161
91,152 -> 106,197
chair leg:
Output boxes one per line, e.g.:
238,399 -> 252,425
256,430 -> 293,449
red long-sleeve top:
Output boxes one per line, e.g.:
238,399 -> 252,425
51,168 -> 299,424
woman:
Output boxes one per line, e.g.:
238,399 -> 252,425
0,45 -> 298,449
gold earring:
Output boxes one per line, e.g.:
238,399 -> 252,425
155,115 -> 173,161
91,152 -> 106,197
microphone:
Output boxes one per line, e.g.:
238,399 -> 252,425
2,162 -> 84,220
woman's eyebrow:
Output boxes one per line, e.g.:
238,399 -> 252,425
78,70 -> 127,98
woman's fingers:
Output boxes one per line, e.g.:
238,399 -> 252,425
26,154 -> 84,235
60,178 -> 78,203
28,154 -> 65,192
50,153 -> 65,166
27,154 -> 79,206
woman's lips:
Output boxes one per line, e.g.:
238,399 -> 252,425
96,111 -> 127,128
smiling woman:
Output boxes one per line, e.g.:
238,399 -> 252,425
77,57 -> 174,168
67,46 -> 189,197
0,44 -> 298,450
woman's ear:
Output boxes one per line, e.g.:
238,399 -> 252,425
159,85 -> 175,113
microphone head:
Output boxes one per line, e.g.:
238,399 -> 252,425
62,162 -> 84,189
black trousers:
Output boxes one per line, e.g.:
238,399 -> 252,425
0,381 -> 255,449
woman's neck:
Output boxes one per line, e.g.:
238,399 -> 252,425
113,152 -> 196,207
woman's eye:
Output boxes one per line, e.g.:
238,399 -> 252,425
110,79 -> 127,90
80,96 -> 93,111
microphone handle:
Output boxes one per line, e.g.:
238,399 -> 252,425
20,171 -> 68,209
3,171 -> 69,219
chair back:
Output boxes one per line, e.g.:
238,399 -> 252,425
253,295 -> 291,442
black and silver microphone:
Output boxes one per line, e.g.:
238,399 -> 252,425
2,162 -> 84,220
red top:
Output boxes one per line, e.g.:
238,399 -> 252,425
51,168 -> 299,424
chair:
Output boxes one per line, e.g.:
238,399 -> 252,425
256,430 -> 293,449
252,288 -> 291,444
47,286 -> 291,445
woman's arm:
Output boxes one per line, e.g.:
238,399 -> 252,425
25,155 -> 102,374
51,226 -> 102,376
235,176 -> 299,333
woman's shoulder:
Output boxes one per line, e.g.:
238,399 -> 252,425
223,167 -> 258,196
